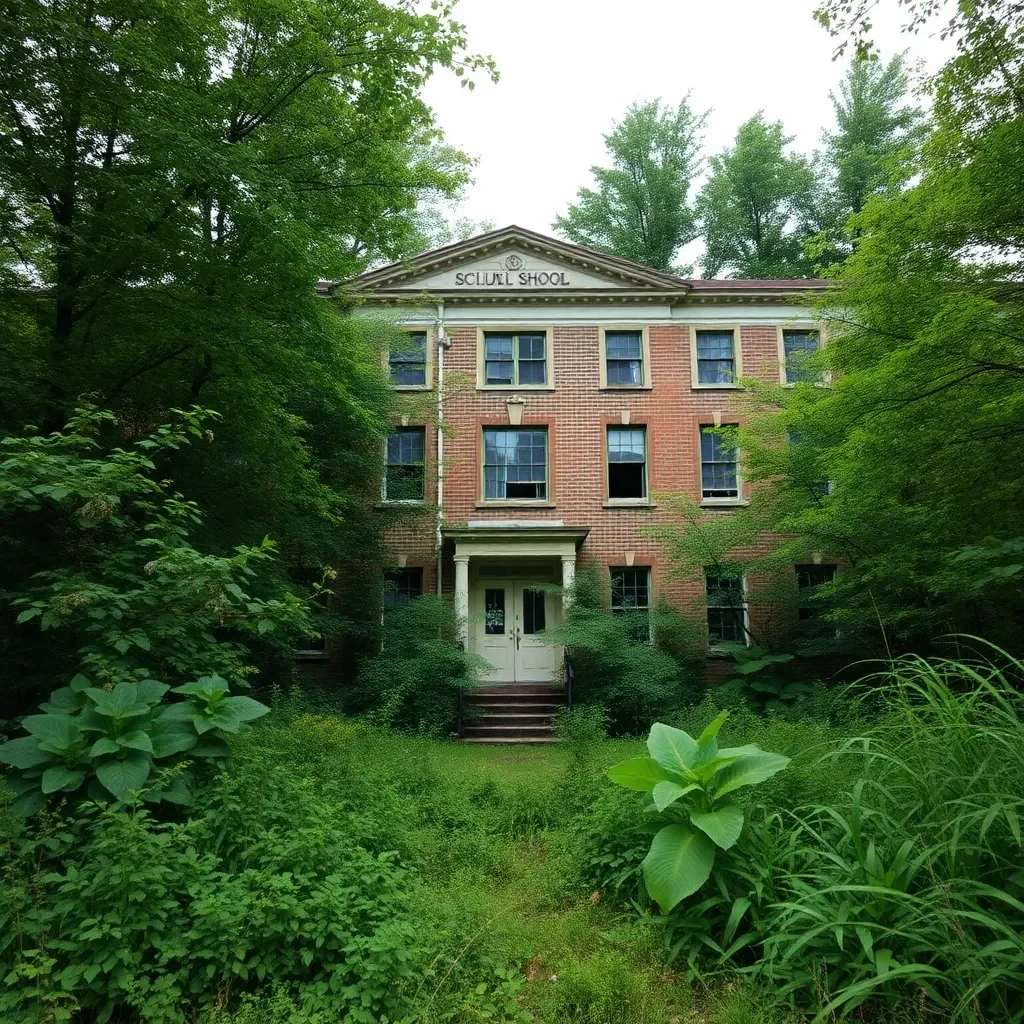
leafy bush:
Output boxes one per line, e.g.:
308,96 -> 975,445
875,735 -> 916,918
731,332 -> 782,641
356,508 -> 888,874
0,673 -> 268,815
351,595 -> 483,734
543,563 -> 705,735
0,722 -> 447,1023
0,405 -> 310,707
607,714 -> 790,912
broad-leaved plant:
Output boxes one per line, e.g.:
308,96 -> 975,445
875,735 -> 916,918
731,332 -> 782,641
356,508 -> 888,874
0,672 -> 268,815
607,711 -> 789,912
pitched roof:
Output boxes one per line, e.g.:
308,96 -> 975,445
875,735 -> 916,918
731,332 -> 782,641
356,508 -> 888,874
335,225 -> 829,303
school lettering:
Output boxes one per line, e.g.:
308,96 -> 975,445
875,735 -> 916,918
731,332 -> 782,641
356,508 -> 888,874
452,270 -> 571,287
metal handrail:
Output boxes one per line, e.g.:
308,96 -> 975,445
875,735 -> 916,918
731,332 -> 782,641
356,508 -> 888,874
564,648 -> 575,707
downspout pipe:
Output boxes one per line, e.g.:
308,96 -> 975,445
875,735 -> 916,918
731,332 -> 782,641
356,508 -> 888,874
435,302 -> 449,596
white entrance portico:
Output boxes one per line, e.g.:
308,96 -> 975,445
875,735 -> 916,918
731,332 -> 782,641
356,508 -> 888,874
447,522 -> 588,685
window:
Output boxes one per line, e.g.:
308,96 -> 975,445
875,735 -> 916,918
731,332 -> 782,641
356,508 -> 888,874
705,572 -> 746,645
782,329 -> 822,384
788,432 -> 832,498
695,330 -> 737,385
522,588 -> 546,634
607,426 -> 647,500
483,428 -> 548,501
700,427 -> 739,500
483,331 -> 547,386
389,331 -> 427,387
384,428 -> 425,501
485,588 -> 505,633
384,567 -> 423,609
611,567 -> 651,643
796,564 -> 837,620
605,331 -> 644,386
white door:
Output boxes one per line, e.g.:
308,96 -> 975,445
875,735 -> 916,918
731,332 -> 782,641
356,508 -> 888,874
513,582 -> 560,683
479,581 -> 515,683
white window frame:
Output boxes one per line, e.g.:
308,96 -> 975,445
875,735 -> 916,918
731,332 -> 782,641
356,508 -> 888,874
699,425 -> 744,506
689,325 -> 743,389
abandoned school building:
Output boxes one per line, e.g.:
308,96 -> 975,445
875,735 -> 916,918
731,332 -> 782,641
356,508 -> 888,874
309,226 -> 835,740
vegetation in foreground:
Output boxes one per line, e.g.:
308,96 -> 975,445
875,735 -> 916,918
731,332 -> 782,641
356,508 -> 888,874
3,652 -> 1022,1023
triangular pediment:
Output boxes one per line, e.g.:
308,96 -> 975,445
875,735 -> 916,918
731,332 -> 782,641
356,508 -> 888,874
345,225 -> 692,301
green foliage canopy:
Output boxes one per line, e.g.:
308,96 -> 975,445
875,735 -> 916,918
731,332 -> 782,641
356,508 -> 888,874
553,99 -> 707,273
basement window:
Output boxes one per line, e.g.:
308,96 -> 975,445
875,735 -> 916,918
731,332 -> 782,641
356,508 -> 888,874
384,567 -> 423,609
607,426 -> 647,500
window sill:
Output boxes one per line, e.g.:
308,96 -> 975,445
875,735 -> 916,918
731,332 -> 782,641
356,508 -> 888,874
700,499 -> 750,509
376,500 -> 429,509
603,499 -> 657,509
295,651 -> 329,661
692,383 -> 743,390
477,385 -> 556,392
599,385 -> 653,392
394,385 -> 432,392
474,500 -> 556,509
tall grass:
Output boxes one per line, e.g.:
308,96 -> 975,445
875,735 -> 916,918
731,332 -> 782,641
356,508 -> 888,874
761,647 -> 1024,1022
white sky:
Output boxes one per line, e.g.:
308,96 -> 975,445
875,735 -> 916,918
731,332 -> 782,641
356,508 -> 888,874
420,0 -> 953,243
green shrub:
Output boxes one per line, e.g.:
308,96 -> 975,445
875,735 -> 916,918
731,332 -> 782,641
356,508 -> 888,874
351,595 -> 483,735
0,673 -> 268,816
543,564 -> 704,735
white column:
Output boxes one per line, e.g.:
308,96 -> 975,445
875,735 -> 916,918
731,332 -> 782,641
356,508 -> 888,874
454,554 -> 470,649
561,554 -> 576,611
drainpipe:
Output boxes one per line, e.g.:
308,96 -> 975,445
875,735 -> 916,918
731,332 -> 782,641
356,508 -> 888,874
435,302 -> 449,596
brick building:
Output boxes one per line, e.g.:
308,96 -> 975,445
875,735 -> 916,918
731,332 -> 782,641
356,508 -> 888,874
341,225 -> 828,687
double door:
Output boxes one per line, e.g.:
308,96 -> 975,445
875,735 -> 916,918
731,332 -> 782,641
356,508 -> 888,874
479,579 -> 558,683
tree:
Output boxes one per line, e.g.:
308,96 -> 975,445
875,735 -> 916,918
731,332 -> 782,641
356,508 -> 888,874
808,54 -> 926,266
697,114 -> 817,279
0,0 -> 495,693
676,4 -> 1024,657
554,99 -> 707,273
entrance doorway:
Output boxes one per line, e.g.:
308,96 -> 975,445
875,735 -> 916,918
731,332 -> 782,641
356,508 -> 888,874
477,579 -> 559,683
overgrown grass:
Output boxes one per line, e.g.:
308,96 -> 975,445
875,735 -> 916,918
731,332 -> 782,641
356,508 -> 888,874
4,651 -> 1021,1022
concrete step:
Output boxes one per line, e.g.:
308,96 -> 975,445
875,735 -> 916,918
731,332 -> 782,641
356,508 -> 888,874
468,712 -> 556,727
463,722 -> 555,736
461,736 -> 559,745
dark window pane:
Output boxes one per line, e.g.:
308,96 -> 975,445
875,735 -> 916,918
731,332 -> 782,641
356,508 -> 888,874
700,427 -> 739,498
484,334 -> 515,384
483,428 -> 547,500
385,428 -> 425,500
611,568 -> 651,643
389,332 -> 427,386
796,563 -> 836,619
485,588 -> 505,634
606,331 -> 643,386
517,334 -> 546,385
384,568 -> 423,609
608,428 -> 646,499
696,330 -> 735,384
706,572 -> 745,643
522,589 -> 545,634
783,330 -> 821,383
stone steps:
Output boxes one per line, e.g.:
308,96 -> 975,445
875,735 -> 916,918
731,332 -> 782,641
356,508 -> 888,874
460,684 -> 566,744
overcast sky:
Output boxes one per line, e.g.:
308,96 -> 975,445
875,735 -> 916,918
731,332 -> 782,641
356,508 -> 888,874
420,0 -> 953,243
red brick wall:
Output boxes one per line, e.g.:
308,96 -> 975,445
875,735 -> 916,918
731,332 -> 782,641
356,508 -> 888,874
382,321 -> 788,649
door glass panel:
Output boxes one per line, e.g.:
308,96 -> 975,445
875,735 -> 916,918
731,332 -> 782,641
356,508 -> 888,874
521,589 -> 545,634
485,588 -> 505,634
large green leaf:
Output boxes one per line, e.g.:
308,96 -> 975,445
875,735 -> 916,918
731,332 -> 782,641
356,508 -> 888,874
39,687 -> 86,714
136,680 -> 170,704
190,736 -> 230,759
0,736 -> 53,769
21,714 -> 81,752
642,823 -> 716,913
172,675 -> 229,699
714,752 -> 790,799
95,752 -> 152,799
647,723 -> 698,777
606,756 -> 672,792
653,780 -> 700,812
150,722 -> 198,758
12,790 -> 48,817
86,683 -> 149,719
690,804 -> 745,849
90,737 -> 120,757
206,696 -> 269,733
41,766 -> 86,794
693,710 -> 730,765
117,730 -> 154,754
